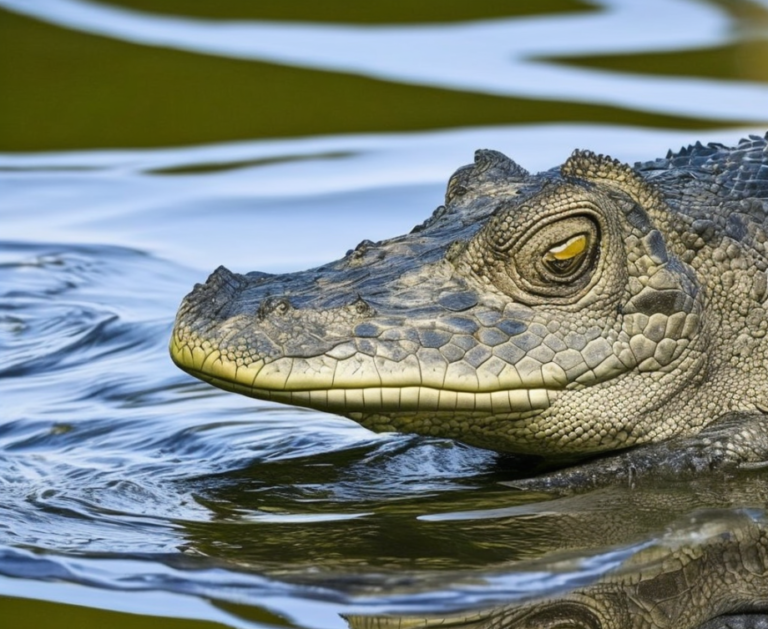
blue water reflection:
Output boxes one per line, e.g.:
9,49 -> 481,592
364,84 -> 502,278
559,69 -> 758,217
2,0 -> 768,627
1,125 -> 761,273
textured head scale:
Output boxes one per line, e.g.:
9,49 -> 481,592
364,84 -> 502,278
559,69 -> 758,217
562,150 -> 669,221
171,137 -> 768,461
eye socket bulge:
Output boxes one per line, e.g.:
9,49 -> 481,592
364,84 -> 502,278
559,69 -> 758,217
510,214 -> 601,299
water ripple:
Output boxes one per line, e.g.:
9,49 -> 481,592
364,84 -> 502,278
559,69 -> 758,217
1,0 -> 766,121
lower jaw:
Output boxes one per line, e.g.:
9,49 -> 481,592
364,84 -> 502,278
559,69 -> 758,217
186,368 -> 556,416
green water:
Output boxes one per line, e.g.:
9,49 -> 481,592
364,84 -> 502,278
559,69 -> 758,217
3,0 -> 763,151
1,1 -> 768,627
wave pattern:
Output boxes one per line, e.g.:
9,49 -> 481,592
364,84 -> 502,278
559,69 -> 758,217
2,1 -> 768,626
0,0 -> 767,123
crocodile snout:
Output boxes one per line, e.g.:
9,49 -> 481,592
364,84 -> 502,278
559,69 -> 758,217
186,266 -> 243,310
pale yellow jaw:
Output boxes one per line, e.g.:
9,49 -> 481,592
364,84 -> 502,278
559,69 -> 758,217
170,337 -> 557,415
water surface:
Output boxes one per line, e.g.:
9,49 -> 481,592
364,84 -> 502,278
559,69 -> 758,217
2,0 -> 768,627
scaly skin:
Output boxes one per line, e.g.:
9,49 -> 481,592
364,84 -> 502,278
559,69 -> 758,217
171,136 -> 768,628
171,134 -> 768,465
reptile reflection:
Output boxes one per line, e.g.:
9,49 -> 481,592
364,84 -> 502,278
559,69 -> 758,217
171,134 -> 768,628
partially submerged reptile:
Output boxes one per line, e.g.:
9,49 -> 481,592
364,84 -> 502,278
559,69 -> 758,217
171,133 -> 768,479
171,135 -> 768,628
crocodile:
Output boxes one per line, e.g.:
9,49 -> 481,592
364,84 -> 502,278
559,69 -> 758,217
170,133 -> 768,476
171,135 -> 768,628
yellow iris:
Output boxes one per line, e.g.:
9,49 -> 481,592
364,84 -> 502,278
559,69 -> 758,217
543,234 -> 588,274
546,234 -> 587,260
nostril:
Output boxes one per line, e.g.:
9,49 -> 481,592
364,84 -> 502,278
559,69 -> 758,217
187,266 -> 241,298
206,265 -> 241,291
179,266 -> 243,320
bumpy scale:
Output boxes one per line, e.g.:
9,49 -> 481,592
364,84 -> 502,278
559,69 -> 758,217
171,135 -> 768,472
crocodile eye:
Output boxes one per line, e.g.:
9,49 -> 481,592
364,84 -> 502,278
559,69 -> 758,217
542,234 -> 589,276
510,214 -> 601,299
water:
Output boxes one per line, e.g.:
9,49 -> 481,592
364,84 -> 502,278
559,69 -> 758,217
1,1 -> 768,627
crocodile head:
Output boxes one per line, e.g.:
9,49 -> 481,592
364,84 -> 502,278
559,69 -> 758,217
170,149 -> 710,460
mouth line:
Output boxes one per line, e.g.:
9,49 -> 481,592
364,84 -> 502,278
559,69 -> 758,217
177,361 -> 556,415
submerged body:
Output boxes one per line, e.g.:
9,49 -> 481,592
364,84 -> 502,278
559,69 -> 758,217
171,134 -> 768,466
